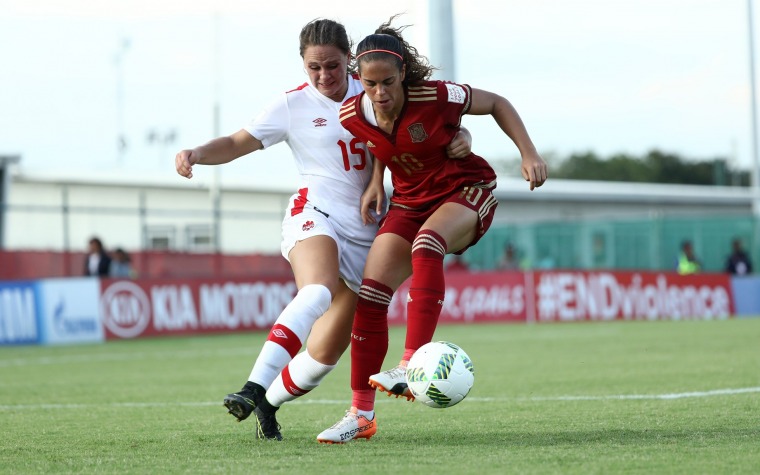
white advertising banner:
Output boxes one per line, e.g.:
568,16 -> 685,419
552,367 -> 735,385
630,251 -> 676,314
38,277 -> 104,344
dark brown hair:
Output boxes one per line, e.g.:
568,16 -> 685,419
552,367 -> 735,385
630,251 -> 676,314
355,14 -> 436,85
299,18 -> 356,73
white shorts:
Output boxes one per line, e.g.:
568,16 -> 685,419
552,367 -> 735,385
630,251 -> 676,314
281,207 -> 372,294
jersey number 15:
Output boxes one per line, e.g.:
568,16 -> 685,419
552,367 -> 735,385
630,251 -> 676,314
337,139 -> 367,171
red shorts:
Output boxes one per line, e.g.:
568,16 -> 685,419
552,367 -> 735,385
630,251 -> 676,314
377,185 -> 498,254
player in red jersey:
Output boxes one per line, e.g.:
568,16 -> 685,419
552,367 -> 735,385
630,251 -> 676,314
318,16 -> 547,443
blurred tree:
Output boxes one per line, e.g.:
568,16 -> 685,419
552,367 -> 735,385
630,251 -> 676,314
527,149 -> 753,186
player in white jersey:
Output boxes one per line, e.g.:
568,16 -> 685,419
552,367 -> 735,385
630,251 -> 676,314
245,75 -> 376,257
175,19 -> 472,441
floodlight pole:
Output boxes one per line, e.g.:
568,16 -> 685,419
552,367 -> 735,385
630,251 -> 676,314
429,0 -> 456,81
748,0 -> 760,217
115,37 -> 130,166
211,11 -> 222,255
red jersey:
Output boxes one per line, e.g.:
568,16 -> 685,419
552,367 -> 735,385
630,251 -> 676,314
338,80 -> 497,209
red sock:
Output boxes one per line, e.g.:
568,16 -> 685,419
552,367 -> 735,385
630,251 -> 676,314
350,279 -> 393,406
352,389 -> 376,412
405,229 -> 447,352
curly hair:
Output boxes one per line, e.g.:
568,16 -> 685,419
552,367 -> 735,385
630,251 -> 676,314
355,14 -> 436,85
299,18 -> 356,74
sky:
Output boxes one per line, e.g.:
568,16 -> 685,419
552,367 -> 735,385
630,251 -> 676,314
0,0 -> 756,187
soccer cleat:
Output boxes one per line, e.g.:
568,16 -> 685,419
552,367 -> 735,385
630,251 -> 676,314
368,365 -> 415,401
317,411 -> 377,444
253,406 -> 283,441
223,382 -> 265,422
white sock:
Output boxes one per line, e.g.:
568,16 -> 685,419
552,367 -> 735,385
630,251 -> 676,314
247,342 -> 290,389
248,284 -> 331,388
265,350 -> 336,407
356,409 -> 374,420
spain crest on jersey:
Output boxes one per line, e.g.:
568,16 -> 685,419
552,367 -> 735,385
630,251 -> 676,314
407,123 -> 428,143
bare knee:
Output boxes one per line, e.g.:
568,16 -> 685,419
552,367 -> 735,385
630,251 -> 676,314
305,283 -> 356,364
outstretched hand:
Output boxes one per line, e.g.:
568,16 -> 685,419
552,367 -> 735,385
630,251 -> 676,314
521,152 -> 548,190
175,150 -> 197,179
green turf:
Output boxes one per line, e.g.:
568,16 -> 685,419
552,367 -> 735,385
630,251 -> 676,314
1,319 -> 759,474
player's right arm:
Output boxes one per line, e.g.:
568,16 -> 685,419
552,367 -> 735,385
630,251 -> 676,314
175,129 -> 263,179
360,154 -> 386,225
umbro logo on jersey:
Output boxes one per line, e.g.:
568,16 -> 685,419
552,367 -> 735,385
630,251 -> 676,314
365,140 -> 376,147
302,220 -> 315,231
272,329 -> 288,339
313,118 -> 327,127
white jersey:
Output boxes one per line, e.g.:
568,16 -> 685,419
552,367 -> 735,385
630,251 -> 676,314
245,75 -> 379,245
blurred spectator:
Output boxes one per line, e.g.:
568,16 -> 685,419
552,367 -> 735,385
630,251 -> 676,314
445,254 -> 470,272
676,240 -> 701,275
497,243 -> 520,270
110,248 -> 136,279
84,236 -> 111,277
725,238 -> 752,276
536,248 -> 556,270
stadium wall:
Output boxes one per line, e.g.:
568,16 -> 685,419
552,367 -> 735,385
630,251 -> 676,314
472,214 -> 759,273
2,168 -> 753,256
0,250 -> 293,280
2,270 -> 754,346
731,276 -> 760,317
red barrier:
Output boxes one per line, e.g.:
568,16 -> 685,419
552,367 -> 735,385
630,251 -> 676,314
99,277 -> 297,339
97,270 -> 735,341
0,250 -> 292,280
388,271 -> 528,324
531,271 -> 734,322
0,251 -> 75,279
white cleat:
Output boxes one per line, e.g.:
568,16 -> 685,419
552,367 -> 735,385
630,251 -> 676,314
317,411 -> 377,444
368,365 -> 414,401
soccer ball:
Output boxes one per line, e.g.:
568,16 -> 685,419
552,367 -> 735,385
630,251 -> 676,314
405,341 -> 474,408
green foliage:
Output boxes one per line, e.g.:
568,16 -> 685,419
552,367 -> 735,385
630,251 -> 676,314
492,149 -> 750,185
1,321 -> 759,474
552,149 -> 750,185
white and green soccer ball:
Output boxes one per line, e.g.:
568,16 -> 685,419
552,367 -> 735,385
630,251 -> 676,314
405,341 -> 475,408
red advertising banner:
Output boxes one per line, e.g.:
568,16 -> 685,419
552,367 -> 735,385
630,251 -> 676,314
98,270 -> 735,340
388,271 -> 528,325
531,271 -> 735,322
99,277 -> 297,340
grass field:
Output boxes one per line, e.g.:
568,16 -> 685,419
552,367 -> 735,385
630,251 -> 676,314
2,318 -> 759,474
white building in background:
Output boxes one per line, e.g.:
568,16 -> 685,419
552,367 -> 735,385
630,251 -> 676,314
1,161 -> 753,254
4,167 -> 288,253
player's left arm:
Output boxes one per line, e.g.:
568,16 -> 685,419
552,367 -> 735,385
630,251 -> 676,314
445,126 -> 472,159
468,88 -> 548,190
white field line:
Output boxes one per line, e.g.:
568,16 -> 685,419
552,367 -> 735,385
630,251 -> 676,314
0,348 -> 256,367
515,386 -> 760,401
1,387 -> 758,411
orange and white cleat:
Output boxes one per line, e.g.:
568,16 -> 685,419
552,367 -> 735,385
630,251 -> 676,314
317,411 -> 377,444
369,365 -> 415,401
